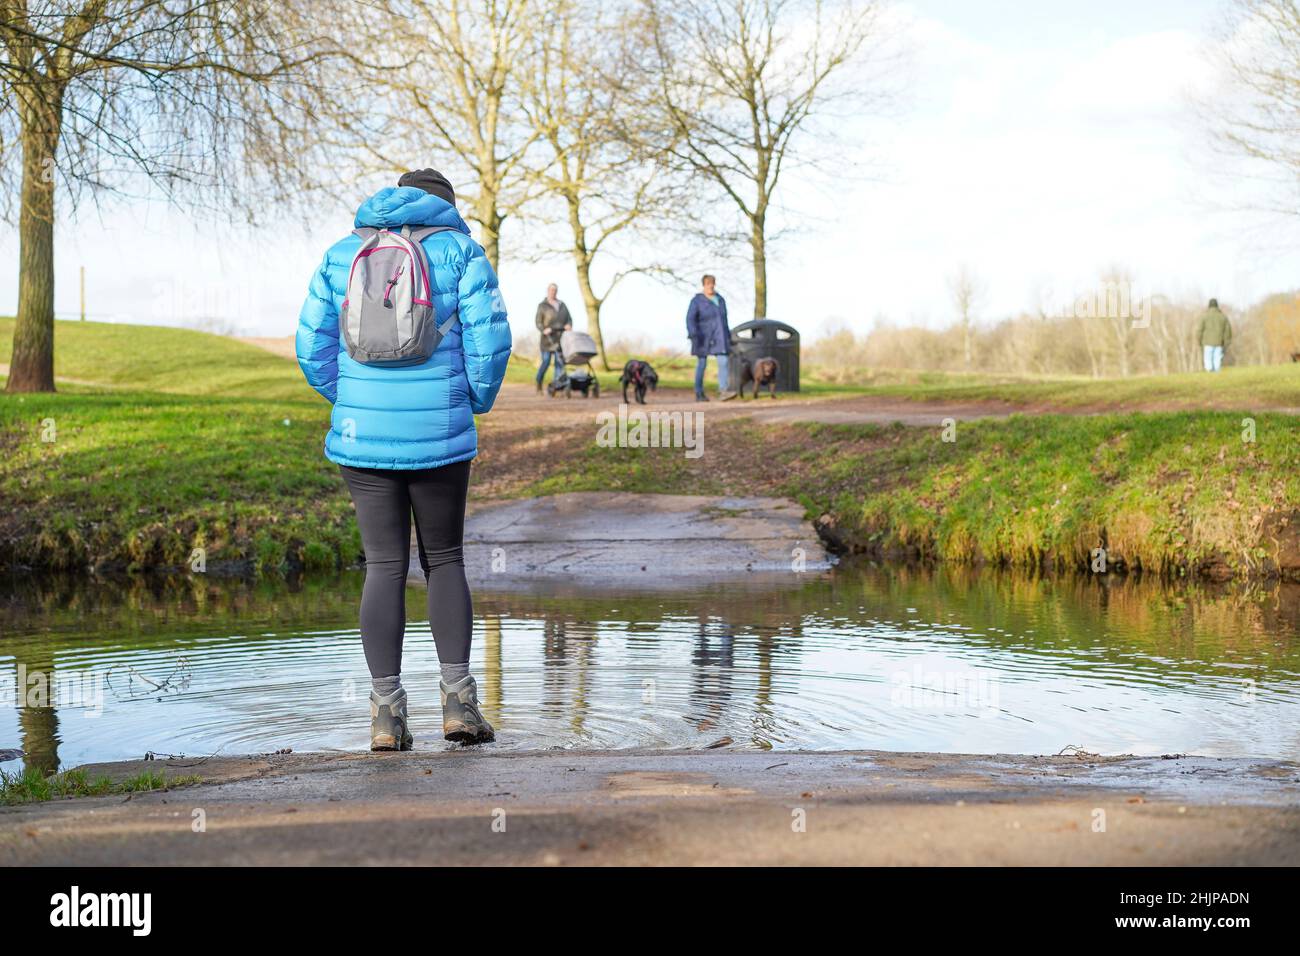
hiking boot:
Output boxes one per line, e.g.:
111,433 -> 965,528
370,687 -> 414,751
440,675 -> 495,745
536,379 -> 543,393
719,389 -> 738,402
695,393 -> 709,402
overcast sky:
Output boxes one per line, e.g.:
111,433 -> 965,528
2,0 -> 1295,352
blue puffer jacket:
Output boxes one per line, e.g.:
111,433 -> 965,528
296,187 -> 512,470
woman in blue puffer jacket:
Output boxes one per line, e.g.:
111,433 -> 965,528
296,169 -> 511,752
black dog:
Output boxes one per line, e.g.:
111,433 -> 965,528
739,356 -> 779,399
620,360 -> 659,404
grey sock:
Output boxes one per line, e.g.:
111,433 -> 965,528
439,662 -> 470,685
372,674 -> 402,697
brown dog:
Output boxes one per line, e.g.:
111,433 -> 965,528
739,356 -> 778,399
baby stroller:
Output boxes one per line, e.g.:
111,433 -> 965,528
547,330 -> 602,399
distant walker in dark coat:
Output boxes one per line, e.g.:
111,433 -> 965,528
1196,297 -> 1231,373
686,274 -> 736,401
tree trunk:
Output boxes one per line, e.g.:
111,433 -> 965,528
475,190 -> 504,273
1080,319 -> 1101,378
572,253 -> 610,372
750,212 -> 767,320
564,196 -> 611,372
7,94 -> 63,394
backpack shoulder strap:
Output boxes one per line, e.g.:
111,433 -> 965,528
436,311 -> 460,337
392,225 -> 462,338
405,225 -> 460,243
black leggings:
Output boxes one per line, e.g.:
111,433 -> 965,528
339,461 -> 472,678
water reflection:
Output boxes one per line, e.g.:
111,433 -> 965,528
2,565 -> 1299,771
12,644 -> 59,775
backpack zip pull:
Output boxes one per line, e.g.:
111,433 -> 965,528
383,263 -> 405,308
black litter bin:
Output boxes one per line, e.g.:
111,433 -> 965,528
728,319 -> 800,393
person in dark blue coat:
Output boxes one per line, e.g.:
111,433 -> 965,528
296,168 -> 510,752
686,274 -> 736,401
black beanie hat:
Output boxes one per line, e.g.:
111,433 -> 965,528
398,168 -> 455,206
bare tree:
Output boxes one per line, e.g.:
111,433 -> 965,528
0,0 -> 340,392
1148,299 -> 1178,375
1146,298 -> 1201,375
1097,267 -> 1136,378
646,0 -> 894,319
1210,0 -> 1300,216
521,0 -> 683,369
946,265 -> 985,369
350,0 -> 540,272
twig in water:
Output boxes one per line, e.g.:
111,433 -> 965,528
1056,744 -> 1100,758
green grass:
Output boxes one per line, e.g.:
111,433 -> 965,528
0,765 -> 202,805
0,318 -> 355,573
806,362 -> 1300,409
0,316 -> 309,400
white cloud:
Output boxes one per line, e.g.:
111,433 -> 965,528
1045,30 -> 1205,116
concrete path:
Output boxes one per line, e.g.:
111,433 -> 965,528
3,750 -> 1296,865
448,492 -> 832,589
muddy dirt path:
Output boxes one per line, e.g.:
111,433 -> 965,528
484,381 -> 1019,430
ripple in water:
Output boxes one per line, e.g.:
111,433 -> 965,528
2,566 -> 1299,771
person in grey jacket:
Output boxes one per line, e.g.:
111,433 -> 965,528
534,283 -> 572,392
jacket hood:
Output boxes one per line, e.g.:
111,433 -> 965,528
355,186 -> 470,233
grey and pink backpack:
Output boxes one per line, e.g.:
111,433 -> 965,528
341,225 -> 459,366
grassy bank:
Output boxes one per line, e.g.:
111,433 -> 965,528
515,411 -> 1300,579
0,316 -> 308,400
0,318 -> 353,574
0,765 -> 200,806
